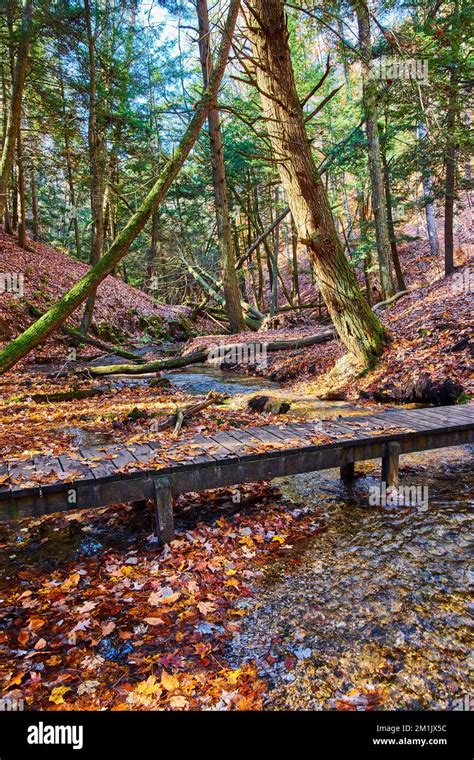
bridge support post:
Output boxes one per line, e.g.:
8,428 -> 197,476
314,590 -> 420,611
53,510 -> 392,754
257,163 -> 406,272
340,462 -> 355,481
153,477 -> 174,544
381,442 -> 400,488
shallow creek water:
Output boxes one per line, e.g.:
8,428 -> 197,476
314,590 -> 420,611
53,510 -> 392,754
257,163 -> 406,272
164,364 -> 279,396
228,447 -> 473,710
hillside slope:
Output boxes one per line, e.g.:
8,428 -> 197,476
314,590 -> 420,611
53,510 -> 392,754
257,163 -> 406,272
0,228 -> 187,360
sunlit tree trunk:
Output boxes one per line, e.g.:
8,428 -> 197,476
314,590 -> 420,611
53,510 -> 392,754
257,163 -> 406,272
245,0 -> 387,366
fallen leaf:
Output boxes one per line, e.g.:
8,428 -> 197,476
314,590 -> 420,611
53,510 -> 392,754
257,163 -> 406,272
169,695 -> 188,709
144,617 -> 165,626
49,686 -> 71,705
161,671 -> 179,692
60,573 -> 80,591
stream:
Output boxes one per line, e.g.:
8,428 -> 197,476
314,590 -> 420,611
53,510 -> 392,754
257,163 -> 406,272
164,364 -> 279,396
228,449 -> 473,710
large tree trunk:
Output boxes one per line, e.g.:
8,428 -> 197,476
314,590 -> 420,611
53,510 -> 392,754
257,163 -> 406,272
197,0 -> 246,333
80,0 -> 105,336
351,0 -> 396,299
0,0 -> 32,220
245,0 -> 387,367
0,0 -> 241,375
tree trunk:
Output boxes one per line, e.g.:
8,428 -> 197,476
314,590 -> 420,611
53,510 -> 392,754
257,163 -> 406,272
30,165 -> 39,241
0,0 -> 242,375
0,0 -> 32,220
80,0 -> 105,336
16,128 -> 27,249
351,0 -> 396,299
245,0 -> 387,366
444,67 -> 458,276
417,123 -> 439,258
380,136 -> 406,291
196,0 -> 246,333
58,54 -> 81,258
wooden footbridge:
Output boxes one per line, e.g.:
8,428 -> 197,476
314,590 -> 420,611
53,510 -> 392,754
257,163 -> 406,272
1,404 -> 473,542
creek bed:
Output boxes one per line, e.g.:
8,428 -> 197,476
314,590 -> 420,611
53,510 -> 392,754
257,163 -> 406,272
227,446 -> 473,710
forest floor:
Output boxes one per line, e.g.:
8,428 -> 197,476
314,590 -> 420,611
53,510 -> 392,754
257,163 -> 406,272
0,218 -> 472,711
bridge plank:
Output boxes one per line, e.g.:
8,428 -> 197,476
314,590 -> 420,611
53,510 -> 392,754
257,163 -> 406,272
381,409 -> 450,431
193,434 -> 235,461
8,460 -> 41,498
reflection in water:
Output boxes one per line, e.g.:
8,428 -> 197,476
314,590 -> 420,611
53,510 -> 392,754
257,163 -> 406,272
228,446 -> 473,710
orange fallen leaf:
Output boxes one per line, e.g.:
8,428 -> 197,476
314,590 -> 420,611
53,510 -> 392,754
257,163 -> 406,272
18,631 -> 29,647
7,672 -> 24,687
60,573 -> 80,591
28,617 -> 45,632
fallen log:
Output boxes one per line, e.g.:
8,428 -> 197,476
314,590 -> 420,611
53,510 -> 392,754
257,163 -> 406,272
22,385 -> 110,403
88,349 -> 209,376
87,330 -> 336,376
24,300 -> 145,363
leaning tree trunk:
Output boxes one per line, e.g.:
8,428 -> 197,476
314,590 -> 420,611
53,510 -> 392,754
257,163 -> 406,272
197,0 -> 246,333
245,0 -> 387,367
0,0 -> 242,375
0,0 -> 32,220
351,0 -> 396,299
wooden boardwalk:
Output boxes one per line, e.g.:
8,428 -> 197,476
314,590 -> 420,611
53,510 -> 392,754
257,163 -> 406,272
1,404 -> 473,542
